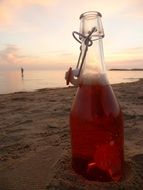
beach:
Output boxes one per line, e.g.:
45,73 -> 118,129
0,79 -> 143,190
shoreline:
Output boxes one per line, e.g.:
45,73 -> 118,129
0,78 -> 142,96
0,68 -> 143,95
0,79 -> 143,189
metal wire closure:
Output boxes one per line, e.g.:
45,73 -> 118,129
72,27 -> 96,77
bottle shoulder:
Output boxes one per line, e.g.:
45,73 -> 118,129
71,83 -> 121,118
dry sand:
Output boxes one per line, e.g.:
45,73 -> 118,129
0,79 -> 143,190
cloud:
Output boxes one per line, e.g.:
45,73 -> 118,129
112,47 -> 143,58
0,45 -> 24,66
0,0 -> 142,26
0,44 -> 72,70
105,47 -> 143,69
0,44 -> 142,71
0,44 -> 38,70
106,59 -> 143,69
68,0 -> 143,21
0,0 -> 58,25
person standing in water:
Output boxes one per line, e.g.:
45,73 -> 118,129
21,67 -> 24,78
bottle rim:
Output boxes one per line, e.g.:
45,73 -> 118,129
79,11 -> 102,20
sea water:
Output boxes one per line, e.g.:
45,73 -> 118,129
0,70 -> 142,94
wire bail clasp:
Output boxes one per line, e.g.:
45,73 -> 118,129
65,26 -> 104,86
72,27 -> 96,77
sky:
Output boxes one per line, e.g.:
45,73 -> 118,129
0,0 -> 142,70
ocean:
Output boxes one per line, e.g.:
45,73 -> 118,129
0,70 -> 142,94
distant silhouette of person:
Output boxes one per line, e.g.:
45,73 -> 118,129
21,67 -> 24,78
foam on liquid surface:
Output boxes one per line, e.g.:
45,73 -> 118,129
79,73 -> 109,86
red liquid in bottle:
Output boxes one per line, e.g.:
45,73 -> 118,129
70,82 -> 124,182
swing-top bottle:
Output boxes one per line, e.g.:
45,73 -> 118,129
70,11 -> 124,182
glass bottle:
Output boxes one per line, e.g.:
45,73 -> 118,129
70,11 -> 124,182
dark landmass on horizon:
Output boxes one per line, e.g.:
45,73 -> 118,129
109,68 -> 143,71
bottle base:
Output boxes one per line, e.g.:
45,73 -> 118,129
72,157 -> 122,182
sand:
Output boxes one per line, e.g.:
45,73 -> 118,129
0,79 -> 143,190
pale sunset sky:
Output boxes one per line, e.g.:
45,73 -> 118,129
0,0 -> 142,70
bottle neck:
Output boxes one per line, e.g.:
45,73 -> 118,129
79,38 -> 108,85
77,11 -> 108,86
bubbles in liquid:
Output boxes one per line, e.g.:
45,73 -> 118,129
110,140 -> 115,146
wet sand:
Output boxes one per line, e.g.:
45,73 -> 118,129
0,79 -> 143,189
